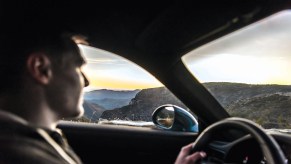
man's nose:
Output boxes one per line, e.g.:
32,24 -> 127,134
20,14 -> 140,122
81,72 -> 90,87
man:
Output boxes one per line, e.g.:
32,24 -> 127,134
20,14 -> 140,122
0,2 -> 207,164
0,15 -> 90,162
0,27 -> 206,164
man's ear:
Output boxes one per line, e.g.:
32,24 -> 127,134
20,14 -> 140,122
26,53 -> 52,85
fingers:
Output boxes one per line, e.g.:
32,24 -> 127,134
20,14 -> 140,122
175,143 -> 207,164
180,143 -> 193,156
186,151 -> 207,163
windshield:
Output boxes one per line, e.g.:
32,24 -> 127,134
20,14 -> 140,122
182,10 -> 291,130
67,45 -> 190,128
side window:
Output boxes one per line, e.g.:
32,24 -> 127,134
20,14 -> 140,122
69,45 -> 189,127
182,10 -> 291,129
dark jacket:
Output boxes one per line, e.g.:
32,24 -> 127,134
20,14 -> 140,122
0,112 -> 82,164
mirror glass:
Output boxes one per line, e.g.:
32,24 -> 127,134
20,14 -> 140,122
156,106 -> 175,128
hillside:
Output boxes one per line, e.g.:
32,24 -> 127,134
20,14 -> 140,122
100,87 -> 188,121
202,82 -> 291,128
99,83 -> 291,128
83,89 -> 139,110
64,100 -> 106,122
226,93 -> 291,128
204,82 -> 291,107
82,100 -> 106,121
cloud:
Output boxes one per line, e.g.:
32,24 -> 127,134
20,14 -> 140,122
86,58 -> 117,64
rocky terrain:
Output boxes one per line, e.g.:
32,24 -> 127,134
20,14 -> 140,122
77,83 -> 291,129
204,82 -> 291,128
100,87 -> 188,121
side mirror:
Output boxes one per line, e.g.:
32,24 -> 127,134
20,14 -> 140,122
152,104 -> 198,132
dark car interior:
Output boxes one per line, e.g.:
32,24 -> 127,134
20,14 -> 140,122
2,0 -> 291,163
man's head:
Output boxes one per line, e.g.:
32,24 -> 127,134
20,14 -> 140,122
0,21 -> 90,120
42,33 -> 90,119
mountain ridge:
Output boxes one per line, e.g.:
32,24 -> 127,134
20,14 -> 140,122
80,83 -> 291,129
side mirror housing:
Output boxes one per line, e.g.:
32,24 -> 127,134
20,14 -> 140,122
152,104 -> 198,132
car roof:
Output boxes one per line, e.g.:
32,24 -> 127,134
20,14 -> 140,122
2,0 -> 291,126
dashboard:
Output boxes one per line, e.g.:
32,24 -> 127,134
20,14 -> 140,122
201,132 -> 291,163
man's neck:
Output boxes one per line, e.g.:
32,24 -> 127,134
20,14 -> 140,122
0,95 -> 59,130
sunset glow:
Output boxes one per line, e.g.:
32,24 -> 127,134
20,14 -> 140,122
79,45 -> 162,91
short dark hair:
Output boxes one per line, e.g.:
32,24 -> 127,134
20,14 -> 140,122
0,20 -> 86,94
0,1 -> 90,94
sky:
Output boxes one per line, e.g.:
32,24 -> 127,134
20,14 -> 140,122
80,10 -> 291,91
183,10 -> 291,85
79,45 -> 162,91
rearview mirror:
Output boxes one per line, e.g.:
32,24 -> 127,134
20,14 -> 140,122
152,104 -> 198,132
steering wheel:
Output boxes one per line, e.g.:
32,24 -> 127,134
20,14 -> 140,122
192,117 -> 287,164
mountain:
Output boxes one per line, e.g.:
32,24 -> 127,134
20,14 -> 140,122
85,98 -> 132,110
227,93 -> 291,129
100,87 -> 189,121
203,82 -> 291,129
84,89 -> 140,100
204,82 -> 291,107
82,100 -> 106,122
64,100 -> 106,122
99,83 -> 291,129
83,89 -> 140,110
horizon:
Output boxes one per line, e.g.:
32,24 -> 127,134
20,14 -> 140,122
83,81 -> 291,93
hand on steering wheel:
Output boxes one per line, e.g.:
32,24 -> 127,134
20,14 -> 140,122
175,143 -> 207,164
175,117 -> 288,164
190,117 -> 287,164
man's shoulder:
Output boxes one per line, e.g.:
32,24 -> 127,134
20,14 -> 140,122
0,138 -> 66,164
0,121 -> 73,164
0,119 -> 42,143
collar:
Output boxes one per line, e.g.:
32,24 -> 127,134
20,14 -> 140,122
0,109 -> 63,135
0,109 -> 29,125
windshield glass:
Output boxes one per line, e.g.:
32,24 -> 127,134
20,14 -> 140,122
67,45 -> 191,128
182,10 -> 291,130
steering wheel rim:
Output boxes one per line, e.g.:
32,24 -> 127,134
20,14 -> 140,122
192,117 -> 287,164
